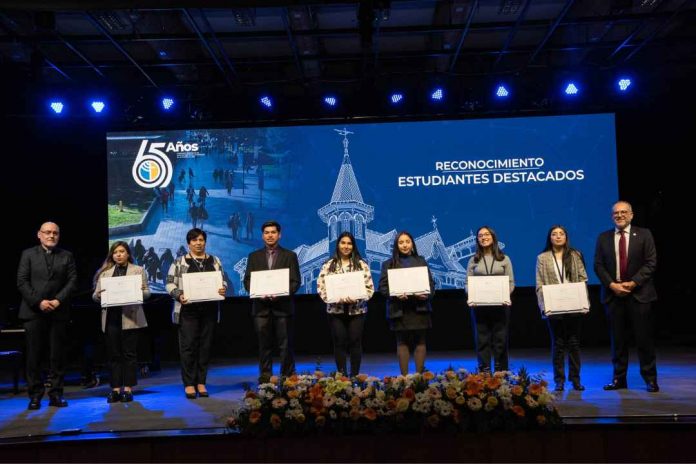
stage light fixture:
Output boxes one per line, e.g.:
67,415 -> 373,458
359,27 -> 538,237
430,88 -> 444,101
564,83 -> 579,95
91,101 -> 106,113
324,96 -> 337,107
162,97 -> 175,110
496,85 -> 510,98
49,101 -> 64,114
260,96 -> 273,109
617,78 -> 632,92
390,93 -> 404,104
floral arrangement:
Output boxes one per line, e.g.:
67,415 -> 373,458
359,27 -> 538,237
227,368 -> 562,435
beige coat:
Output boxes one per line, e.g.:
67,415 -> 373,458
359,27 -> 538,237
535,250 -> 587,315
93,264 -> 150,332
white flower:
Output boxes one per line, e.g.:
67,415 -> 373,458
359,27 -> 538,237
467,397 -> 483,411
329,410 -> 337,419
289,398 -> 300,408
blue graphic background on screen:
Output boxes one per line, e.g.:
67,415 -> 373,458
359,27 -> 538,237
107,113 -> 617,294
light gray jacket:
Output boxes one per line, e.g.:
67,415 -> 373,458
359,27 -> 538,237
93,264 -> 150,332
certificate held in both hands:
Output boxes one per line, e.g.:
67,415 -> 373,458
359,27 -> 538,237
467,275 -> 511,306
387,267 -> 431,296
250,268 -> 290,298
325,271 -> 368,303
181,271 -> 225,303
541,282 -> 590,316
100,275 -> 144,308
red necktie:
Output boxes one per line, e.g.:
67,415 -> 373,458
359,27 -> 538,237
619,230 -> 628,282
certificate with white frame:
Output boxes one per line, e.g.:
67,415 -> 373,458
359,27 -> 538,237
325,271 -> 368,303
100,274 -> 143,307
541,282 -> 590,316
249,268 -> 290,298
467,275 -> 511,306
181,271 -> 225,303
387,267 -> 431,296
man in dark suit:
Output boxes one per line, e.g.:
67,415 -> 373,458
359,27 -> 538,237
594,201 -> 658,392
17,222 -> 77,409
243,221 -> 301,381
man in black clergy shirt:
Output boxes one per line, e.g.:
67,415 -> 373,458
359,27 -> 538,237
17,221 -> 77,409
244,221 -> 301,382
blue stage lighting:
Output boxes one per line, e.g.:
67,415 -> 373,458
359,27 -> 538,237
159,50 -> 168,57
91,101 -> 106,113
49,101 -> 64,114
617,78 -> 632,92
162,97 -> 175,110
430,88 -> 444,101
324,96 -> 337,107
390,93 -> 404,104
260,96 -> 273,109
496,85 -> 509,98
564,83 -> 579,95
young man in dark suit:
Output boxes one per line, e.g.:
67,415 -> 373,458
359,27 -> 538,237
243,221 -> 301,382
17,222 -> 77,409
594,201 -> 659,392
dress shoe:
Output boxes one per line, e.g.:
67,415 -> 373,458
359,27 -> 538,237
48,395 -> 68,407
197,388 -> 209,398
554,383 -> 565,392
603,379 -> 627,391
646,381 -> 660,393
120,391 -> 134,402
571,381 -> 586,391
28,397 -> 41,410
107,391 -> 121,404
185,387 -> 197,399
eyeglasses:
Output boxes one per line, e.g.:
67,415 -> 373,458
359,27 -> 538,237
477,232 -> 492,238
40,230 -> 59,236
612,210 -> 632,217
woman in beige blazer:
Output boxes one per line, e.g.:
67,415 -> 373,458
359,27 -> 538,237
93,241 -> 150,403
535,225 -> 588,392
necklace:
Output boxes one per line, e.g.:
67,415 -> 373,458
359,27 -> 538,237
189,254 -> 207,272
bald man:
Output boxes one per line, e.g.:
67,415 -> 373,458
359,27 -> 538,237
17,222 -> 77,409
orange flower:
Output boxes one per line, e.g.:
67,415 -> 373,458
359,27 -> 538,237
249,411 -> 262,424
287,389 -> 300,399
445,387 -> 457,399
350,396 -> 361,408
465,381 -> 482,396
356,374 -> 368,382
269,375 -> 279,385
511,385 -> 523,397
386,399 -> 397,410
270,414 -> 282,430
423,371 -> 435,381
445,370 -> 457,380
363,408 -> 377,421
485,377 -> 501,390
528,383 -> 543,395
512,405 -> 525,417
536,415 -> 547,426
403,388 -> 415,401
314,370 -> 325,379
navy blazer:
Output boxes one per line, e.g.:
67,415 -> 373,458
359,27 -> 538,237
17,245 -> 78,321
243,246 -> 301,317
378,255 -> 435,320
593,225 -> 657,304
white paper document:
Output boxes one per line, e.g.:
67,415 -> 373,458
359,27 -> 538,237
541,282 -> 590,315
181,271 -> 225,303
387,267 -> 431,296
249,268 -> 290,298
325,271 -> 368,303
100,274 -> 143,307
467,275 -> 511,306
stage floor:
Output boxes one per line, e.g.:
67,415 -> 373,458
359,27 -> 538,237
1,347 -> 695,441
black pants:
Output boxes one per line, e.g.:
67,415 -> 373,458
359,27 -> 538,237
105,308 -> 139,388
178,304 -> 217,386
606,296 -> 657,382
23,317 -> 68,398
471,306 -> 510,372
254,315 -> 295,377
546,314 -> 582,384
328,313 -> 365,377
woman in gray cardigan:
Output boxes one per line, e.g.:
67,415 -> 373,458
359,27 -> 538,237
93,241 -> 150,403
535,225 -> 588,392
465,226 -> 515,373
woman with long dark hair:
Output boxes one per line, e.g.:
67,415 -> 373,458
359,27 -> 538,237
465,226 -> 515,373
535,225 -> 588,391
378,231 -> 434,375
93,241 -> 150,403
317,232 -> 374,377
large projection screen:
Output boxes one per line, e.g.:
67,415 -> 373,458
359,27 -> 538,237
107,113 -> 618,295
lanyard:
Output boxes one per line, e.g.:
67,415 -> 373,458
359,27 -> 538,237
552,254 -> 565,283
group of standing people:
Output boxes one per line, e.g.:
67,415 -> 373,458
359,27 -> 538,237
16,200 -> 658,410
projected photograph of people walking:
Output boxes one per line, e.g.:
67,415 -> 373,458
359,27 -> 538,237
107,113 -> 617,293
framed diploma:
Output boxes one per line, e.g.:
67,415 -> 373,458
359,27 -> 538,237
181,271 -> 225,303
467,275 -> 511,306
324,271 -> 368,303
387,267 -> 430,296
100,274 -> 143,307
249,268 -> 290,298
541,282 -> 590,316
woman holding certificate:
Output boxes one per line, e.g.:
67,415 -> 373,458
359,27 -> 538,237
378,231 -> 434,376
93,241 -> 150,403
317,232 -> 375,378
166,228 -> 227,399
535,225 -> 588,392
466,226 -> 515,373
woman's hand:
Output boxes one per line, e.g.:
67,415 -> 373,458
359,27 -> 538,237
179,294 -> 189,305
218,287 -> 226,296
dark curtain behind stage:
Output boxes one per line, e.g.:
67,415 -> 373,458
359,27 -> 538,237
4,90 -> 695,367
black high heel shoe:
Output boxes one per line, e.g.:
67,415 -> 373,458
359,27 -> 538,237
571,381 -> 585,391
185,388 -> 197,399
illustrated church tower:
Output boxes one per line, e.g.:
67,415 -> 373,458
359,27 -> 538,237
317,128 -> 375,247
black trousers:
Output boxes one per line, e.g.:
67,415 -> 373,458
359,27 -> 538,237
471,306 -> 510,372
328,313 -> 365,377
105,308 -> 139,388
546,314 -> 582,384
254,314 -> 295,377
178,304 -> 217,386
606,296 -> 657,382
23,317 -> 68,398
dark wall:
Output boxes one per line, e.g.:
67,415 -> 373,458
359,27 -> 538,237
5,89 -> 696,366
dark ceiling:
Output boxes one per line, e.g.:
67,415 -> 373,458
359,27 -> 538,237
1,0 -> 695,122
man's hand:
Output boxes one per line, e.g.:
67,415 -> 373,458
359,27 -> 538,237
610,282 -> 631,297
